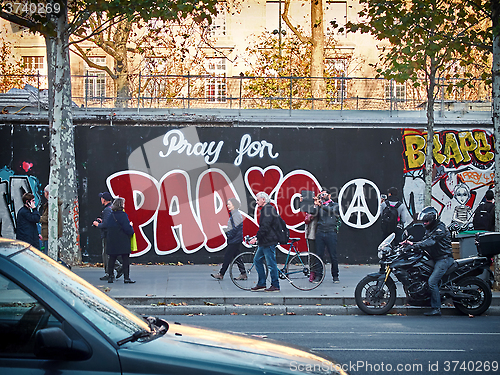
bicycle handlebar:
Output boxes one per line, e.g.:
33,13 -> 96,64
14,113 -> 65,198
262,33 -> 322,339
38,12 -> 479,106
244,235 -> 301,246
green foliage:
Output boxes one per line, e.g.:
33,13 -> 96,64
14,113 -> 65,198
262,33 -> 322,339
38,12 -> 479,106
243,32 -> 348,109
0,1 -> 218,35
346,0 -> 492,98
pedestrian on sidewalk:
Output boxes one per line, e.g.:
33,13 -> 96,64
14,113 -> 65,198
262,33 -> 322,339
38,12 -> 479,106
249,192 -> 280,292
380,187 -> 409,244
211,198 -> 246,280
93,192 -> 122,281
16,192 -> 41,249
313,188 -> 340,283
100,197 -> 136,284
304,211 -> 318,282
473,189 -> 495,231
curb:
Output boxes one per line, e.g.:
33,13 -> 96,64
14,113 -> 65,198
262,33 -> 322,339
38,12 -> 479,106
116,294 -> 499,306
124,303 -> 500,316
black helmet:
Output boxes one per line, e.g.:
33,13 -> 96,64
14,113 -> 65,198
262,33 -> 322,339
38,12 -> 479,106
418,206 -> 438,229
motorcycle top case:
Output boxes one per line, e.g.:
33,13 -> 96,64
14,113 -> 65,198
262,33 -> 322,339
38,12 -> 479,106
477,232 -> 500,257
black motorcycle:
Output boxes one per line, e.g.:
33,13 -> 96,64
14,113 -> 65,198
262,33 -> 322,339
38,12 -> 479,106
355,231 -> 499,316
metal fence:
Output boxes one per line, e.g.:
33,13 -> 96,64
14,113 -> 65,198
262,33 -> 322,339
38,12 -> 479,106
2,73 -> 492,113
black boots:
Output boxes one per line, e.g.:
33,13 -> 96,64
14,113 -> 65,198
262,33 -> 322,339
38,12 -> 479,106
424,308 -> 441,316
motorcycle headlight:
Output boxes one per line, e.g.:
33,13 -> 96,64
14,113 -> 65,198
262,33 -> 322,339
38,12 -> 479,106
378,247 -> 389,259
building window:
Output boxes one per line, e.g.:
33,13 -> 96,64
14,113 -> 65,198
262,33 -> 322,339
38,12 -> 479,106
326,58 -> 347,104
385,81 -> 406,102
266,1 -> 281,33
325,1 -> 347,36
22,56 -> 44,71
206,58 -> 226,103
208,7 -> 226,37
85,57 -> 106,100
143,57 -> 168,96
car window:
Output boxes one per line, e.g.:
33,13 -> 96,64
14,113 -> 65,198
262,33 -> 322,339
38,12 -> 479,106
0,274 -> 62,357
9,250 -> 148,342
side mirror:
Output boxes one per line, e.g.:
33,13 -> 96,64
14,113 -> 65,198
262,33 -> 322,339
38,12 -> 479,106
34,327 -> 92,361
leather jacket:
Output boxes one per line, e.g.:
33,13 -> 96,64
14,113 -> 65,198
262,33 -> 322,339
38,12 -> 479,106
314,200 -> 340,233
413,221 -> 452,260
256,203 -> 279,247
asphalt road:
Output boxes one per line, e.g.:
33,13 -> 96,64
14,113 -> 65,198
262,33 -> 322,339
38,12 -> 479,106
158,314 -> 500,375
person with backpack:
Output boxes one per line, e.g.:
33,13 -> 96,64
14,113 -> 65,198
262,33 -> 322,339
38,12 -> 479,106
249,192 -> 280,292
312,188 -> 340,283
380,187 -> 409,243
473,189 -> 495,231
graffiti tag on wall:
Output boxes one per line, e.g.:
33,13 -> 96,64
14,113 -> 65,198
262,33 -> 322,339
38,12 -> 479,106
0,166 -> 41,238
402,129 -> 495,230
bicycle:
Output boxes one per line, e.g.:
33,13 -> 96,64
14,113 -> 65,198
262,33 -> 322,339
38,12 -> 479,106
229,236 -> 325,291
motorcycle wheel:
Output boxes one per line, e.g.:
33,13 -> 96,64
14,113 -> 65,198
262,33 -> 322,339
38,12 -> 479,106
452,277 -> 492,316
355,275 -> 397,315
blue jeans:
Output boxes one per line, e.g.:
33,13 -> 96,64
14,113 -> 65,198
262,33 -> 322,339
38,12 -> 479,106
315,231 -> 338,278
428,257 -> 454,309
254,245 -> 279,288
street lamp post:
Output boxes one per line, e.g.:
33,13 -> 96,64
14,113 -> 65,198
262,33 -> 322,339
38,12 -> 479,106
279,0 -> 282,72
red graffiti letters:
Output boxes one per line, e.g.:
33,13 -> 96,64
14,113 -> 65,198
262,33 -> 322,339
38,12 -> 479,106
107,166 -> 321,256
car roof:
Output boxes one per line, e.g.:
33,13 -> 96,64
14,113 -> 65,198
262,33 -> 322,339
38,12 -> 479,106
0,238 -> 32,257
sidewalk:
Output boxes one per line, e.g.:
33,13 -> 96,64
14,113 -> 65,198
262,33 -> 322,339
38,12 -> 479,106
73,263 -> 500,316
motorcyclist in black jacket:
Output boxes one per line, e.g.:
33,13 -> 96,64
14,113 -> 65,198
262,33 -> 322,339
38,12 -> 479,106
402,206 -> 453,316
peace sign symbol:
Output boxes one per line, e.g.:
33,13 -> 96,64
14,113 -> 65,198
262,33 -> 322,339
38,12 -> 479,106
338,178 -> 381,229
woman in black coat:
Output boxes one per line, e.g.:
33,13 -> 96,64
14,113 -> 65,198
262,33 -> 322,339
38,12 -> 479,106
101,197 -> 135,283
16,193 -> 41,249
211,198 -> 246,280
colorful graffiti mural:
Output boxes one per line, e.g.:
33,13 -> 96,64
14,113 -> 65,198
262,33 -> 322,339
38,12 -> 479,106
402,129 -> 495,232
1,124 -> 494,264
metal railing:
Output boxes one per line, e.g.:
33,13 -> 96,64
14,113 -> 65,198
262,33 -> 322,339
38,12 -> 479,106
1,73 -> 492,115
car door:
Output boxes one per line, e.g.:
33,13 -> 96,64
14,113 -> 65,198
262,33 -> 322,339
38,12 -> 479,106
0,264 -> 122,375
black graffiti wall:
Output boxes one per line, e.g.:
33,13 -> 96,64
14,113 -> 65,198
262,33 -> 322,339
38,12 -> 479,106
0,124 -> 495,264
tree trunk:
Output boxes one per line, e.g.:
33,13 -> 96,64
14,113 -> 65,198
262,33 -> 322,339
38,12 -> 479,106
45,1 -> 80,265
310,0 -> 325,109
424,59 -> 437,207
491,0 -> 500,288
114,19 -> 132,108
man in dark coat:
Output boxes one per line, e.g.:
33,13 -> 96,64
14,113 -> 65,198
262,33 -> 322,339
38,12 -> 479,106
100,197 -> 135,284
473,189 -> 495,231
93,192 -> 122,280
16,192 -> 41,249
249,191 -> 280,292
313,188 -> 340,283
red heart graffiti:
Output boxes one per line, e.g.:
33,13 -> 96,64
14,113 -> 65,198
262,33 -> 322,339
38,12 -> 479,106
22,162 -> 33,172
246,167 -> 281,197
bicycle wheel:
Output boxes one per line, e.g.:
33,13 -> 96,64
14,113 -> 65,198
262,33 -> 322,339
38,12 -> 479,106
286,252 -> 325,290
229,252 -> 267,291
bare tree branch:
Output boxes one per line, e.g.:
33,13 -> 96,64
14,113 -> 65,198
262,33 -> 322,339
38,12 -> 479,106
282,0 -> 311,44
70,43 -> 116,78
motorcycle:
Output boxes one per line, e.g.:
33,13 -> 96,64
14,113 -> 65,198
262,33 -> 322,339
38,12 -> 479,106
355,231 -> 499,316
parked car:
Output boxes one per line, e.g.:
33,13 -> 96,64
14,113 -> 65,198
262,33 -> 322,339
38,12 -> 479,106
0,238 -> 347,375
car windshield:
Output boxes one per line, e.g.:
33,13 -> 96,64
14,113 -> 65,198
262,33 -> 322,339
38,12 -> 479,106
9,249 -> 149,342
